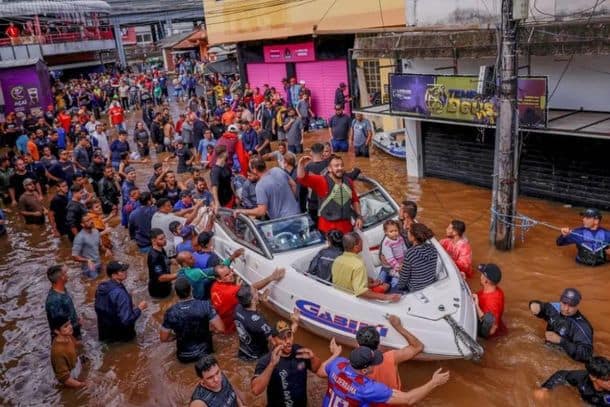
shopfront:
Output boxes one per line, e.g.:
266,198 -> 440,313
238,35 -> 353,120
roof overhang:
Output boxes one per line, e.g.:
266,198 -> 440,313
0,0 -> 111,18
354,104 -> 610,139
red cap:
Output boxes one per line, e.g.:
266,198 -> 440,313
251,120 -> 261,127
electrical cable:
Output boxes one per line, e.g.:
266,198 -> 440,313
205,0 -> 318,26
377,0 -> 385,30
315,0 -> 339,29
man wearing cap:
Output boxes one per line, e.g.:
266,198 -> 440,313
529,288 -> 594,362
473,263 -> 507,338
18,178 -> 46,225
94,261 -> 147,342
317,343 -> 450,406
355,315 -> 424,394
209,125 -> 248,173
252,318 -> 321,407
160,277 -> 224,363
71,213 -> 102,278
557,208 -> 610,266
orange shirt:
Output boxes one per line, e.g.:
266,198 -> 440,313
221,110 -> 236,126
27,140 -> 40,161
369,350 -> 402,391
210,281 -> 240,333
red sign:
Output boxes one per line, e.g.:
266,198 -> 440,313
263,41 -> 315,63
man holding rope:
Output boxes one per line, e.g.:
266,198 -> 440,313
557,208 -> 610,266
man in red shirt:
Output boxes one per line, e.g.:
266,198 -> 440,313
5,22 -> 20,44
108,101 -> 125,132
57,109 -> 72,134
297,154 -> 363,234
472,263 -> 507,338
210,264 -> 285,333
440,220 -> 473,278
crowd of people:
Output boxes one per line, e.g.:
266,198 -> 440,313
1,63 -> 609,406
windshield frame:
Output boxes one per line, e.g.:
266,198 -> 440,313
254,213 -> 325,255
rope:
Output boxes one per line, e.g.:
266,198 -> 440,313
444,315 -> 484,361
490,207 -> 610,245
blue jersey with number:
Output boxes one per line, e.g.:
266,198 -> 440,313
323,357 -> 393,407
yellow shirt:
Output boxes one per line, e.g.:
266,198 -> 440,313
331,252 -> 368,296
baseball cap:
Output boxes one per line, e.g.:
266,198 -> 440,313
478,263 -> 502,285
251,120 -> 261,127
174,136 -> 184,144
349,346 -> 383,370
227,124 -> 239,132
106,261 -> 129,276
125,166 -> 136,174
197,231 -> 214,247
560,288 -> 582,306
180,225 -> 195,238
580,208 -> 602,220
22,178 -> 34,186
272,320 -> 292,338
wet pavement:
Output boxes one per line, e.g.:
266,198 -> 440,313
0,105 -> 608,406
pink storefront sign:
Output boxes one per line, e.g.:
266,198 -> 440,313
263,41 -> 315,63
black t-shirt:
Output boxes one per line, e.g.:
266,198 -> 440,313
50,194 -> 70,235
257,129 -> 272,155
66,200 -> 88,232
175,147 -> 193,173
210,165 -> 234,207
329,114 -> 351,140
162,298 -> 217,362
234,305 -> 273,360
542,369 -> 610,406
254,344 -> 311,407
191,376 -> 239,406
147,247 -> 172,298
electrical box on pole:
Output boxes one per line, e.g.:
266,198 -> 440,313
513,0 -> 529,20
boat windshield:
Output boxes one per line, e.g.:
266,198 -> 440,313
359,187 -> 398,229
256,215 -> 325,254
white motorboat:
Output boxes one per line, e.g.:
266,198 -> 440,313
212,176 -> 483,360
372,128 -> 407,159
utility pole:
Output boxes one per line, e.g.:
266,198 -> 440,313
490,0 -> 520,250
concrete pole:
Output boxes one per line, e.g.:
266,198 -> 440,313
112,19 -> 127,67
490,0 -> 520,250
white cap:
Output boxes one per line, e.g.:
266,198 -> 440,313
228,124 -> 239,132
299,80 -> 306,85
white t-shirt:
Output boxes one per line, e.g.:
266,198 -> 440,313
151,212 -> 185,257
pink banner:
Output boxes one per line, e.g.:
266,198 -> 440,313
263,41 -> 315,63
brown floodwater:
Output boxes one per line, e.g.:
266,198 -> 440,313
0,108 -> 608,407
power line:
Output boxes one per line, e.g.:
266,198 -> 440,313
205,0 -> 317,26
377,0 -> 385,30
315,0 -> 339,29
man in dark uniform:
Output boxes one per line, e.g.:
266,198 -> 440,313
529,288 -> 593,362
535,356 -> 610,405
189,355 -> 245,407
557,208 -> 610,266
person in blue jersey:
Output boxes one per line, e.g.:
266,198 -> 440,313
557,208 -> 610,266
529,288 -> 594,363
317,341 -> 450,406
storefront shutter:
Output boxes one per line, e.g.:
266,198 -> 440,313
246,63 -> 287,95
295,60 -> 349,121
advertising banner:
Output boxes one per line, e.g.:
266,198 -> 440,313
263,41 -> 315,63
0,61 -> 53,117
389,73 -> 547,128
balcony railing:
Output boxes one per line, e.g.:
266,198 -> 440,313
0,29 -> 114,47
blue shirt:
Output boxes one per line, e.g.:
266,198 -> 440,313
241,128 -> 258,152
128,205 -> 157,247
176,239 -> 194,254
323,357 -> 393,407
16,134 -> 29,154
0,209 -> 6,235
192,190 -> 213,206
173,199 -> 193,212
197,138 -> 216,158
110,140 -> 129,163
556,227 -> 610,266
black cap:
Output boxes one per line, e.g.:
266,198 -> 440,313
106,261 -> 129,276
580,208 -> 602,220
349,346 -> 383,370
197,231 -> 214,247
560,288 -> 582,306
478,263 -> 502,285
180,190 -> 192,198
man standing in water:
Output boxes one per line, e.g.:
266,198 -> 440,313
45,264 -> 82,340
534,355 -> 610,405
529,288 -> 593,362
94,261 -> 147,342
190,355 -> 245,406
557,208 -> 610,266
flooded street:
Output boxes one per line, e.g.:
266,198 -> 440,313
0,111 -> 608,406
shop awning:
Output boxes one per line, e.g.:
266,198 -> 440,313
354,104 -> 610,139
203,58 -> 237,75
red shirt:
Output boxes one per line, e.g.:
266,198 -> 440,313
440,237 -> 473,278
210,281 -> 240,333
297,172 -> 359,234
58,112 -> 72,133
108,106 -> 124,125
477,287 -> 507,337
6,26 -> 20,38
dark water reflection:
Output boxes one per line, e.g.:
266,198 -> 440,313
0,115 -> 608,406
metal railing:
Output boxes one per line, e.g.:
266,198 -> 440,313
0,29 -> 114,47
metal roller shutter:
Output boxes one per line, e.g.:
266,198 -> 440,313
422,122 -> 610,209
246,63 -> 287,95
295,60 -> 350,121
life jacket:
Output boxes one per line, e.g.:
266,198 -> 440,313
577,229 -> 608,266
319,175 -> 353,221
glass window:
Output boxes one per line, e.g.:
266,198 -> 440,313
359,188 -> 397,229
256,215 -> 324,254
216,211 -> 266,255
